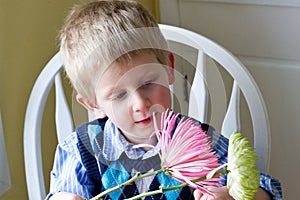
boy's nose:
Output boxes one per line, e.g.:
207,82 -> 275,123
131,90 -> 150,112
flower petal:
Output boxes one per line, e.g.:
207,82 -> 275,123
154,109 -> 221,196
227,132 -> 260,200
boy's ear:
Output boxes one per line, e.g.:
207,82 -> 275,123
76,94 -> 106,118
168,53 -> 175,84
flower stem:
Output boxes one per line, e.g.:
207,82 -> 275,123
125,169 -> 227,200
125,186 -> 164,200
90,169 -> 164,200
91,168 -> 227,200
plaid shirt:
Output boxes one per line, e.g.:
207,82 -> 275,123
47,117 -> 282,199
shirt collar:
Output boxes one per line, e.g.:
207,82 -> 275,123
102,119 -> 160,161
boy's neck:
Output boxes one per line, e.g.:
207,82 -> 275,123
121,131 -> 158,152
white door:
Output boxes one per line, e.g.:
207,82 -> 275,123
159,1 -> 300,199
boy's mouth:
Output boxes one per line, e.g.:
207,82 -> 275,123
135,117 -> 152,126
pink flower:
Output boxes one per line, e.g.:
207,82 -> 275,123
153,109 -> 222,194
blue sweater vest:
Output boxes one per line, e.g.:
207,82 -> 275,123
76,117 -> 197,199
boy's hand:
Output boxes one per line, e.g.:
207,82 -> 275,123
193,186 -> 272,200
193,186 -> 234,200
50,192 -> 85,200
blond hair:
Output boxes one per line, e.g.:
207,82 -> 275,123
59,0 -> 169,99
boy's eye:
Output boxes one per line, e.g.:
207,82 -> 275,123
111,91 -> 127,100
142,76 -> 158,87
144,79 -> 154,86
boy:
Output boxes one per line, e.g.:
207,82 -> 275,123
47,0 -> 282,199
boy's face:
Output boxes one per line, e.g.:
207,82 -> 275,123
93,52 -> 174,145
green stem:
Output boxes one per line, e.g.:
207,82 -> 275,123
91,168 -> 227,200
125,169 -> 227,200
90,168 -> 164,200
125,186 -> 164,200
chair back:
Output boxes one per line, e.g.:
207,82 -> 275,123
24,24 -> 270,200
159,24 -> 270,172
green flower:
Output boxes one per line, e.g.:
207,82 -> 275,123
227,132 -> 260,200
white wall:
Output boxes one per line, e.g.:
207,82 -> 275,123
160,0 -> 300,199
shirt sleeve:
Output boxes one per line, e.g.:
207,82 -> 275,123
209,129 -> 283,200
45,132 -> 95,200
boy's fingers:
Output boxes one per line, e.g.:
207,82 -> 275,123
50,192 -> 85,200
193,189 -> 204,200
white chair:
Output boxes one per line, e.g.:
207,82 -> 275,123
24,24 -> 270,200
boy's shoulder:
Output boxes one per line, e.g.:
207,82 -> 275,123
76,117 -> 109,132
58,117 -> 108,151
74,117 -> 108,193
75,116 -> 109,151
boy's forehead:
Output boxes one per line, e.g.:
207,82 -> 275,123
101,52 -> 161,75
94,53 -> 166,87
110,61 -> 160,79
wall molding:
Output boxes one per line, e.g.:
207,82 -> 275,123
182,0 -> 300,8
238,56 -> 300,70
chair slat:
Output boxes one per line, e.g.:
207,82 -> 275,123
55,73 -> 74,143
188,50 -> 208,123
221,81 -> 241,138
24,52 -> 62,199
